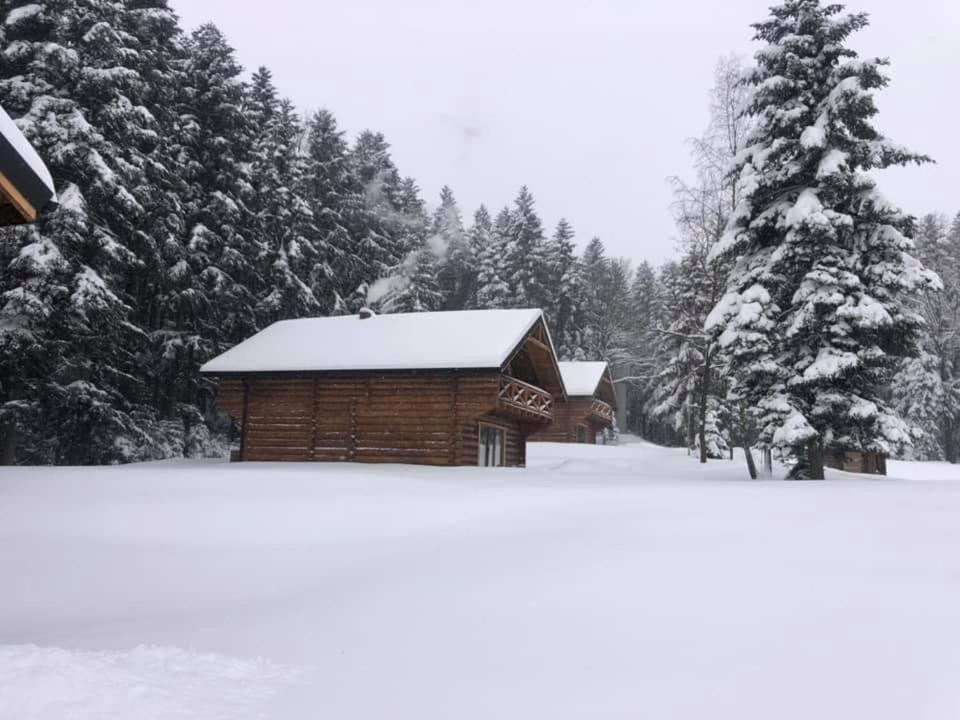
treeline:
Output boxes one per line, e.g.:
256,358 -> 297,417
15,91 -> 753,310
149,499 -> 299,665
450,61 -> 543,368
0,1 -> 638,464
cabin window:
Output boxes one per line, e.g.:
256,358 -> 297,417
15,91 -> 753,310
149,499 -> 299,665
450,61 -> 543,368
478,423 -> 505,467
576,424 -> 588,443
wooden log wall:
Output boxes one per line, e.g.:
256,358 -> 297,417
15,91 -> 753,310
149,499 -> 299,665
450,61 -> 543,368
530,397 -> 607,444
215,374 -> 534,466
824,448 -> 887,475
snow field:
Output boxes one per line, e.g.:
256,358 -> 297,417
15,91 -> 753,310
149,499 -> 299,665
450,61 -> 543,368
1,439 -> 959,719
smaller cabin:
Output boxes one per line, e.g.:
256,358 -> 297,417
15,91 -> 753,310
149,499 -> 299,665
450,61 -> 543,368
532,361 -> 616,444
200,309 -> 566,467
824,448 -> 887,476
0,105 -> 56,225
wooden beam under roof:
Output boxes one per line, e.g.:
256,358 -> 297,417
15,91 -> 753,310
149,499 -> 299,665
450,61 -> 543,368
0,170 -> 36,223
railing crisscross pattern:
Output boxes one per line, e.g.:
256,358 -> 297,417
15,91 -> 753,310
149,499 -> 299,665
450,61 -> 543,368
498,376 -> 553,420
590,399 -> 614,422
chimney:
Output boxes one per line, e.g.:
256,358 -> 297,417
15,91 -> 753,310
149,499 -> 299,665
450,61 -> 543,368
358,307 -> 376,320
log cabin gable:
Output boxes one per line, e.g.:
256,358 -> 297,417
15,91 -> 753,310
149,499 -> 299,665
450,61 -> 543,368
501,318 -> 566,400
595,369 -> 617,408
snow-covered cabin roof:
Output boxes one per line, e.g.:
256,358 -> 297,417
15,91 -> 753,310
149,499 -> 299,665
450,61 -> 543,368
558,362 -> 609,396
0,104 -> 56,224
201,308 -> 560,378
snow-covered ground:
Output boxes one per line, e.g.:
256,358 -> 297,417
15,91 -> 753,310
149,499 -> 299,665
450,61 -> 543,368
2,439 -> 959,719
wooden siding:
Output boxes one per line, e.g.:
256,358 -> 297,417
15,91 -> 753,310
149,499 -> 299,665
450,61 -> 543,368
531,397 -> 611,444
215,374 -> 537,466
824,448 -> 887,475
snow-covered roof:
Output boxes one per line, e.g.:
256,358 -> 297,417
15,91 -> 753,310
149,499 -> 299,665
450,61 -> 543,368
0,105 -> 55,196
0,104 -> 56,223
201,309 -> 550,375
558,361 -> 610,397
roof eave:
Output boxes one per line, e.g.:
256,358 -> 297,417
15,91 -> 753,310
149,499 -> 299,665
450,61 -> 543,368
199,366 -> 505,379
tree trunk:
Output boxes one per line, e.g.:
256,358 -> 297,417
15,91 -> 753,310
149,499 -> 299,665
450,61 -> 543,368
808,438 -> 825,480
761,448 -> 773,477
944,420 -> 958,464
0,422 -> 16,466
697,352 -> 711,464
743,445 -> 758,479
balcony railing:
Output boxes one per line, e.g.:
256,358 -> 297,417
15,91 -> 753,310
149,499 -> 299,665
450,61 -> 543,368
498,375 -> 554,422
590,399 -> 614,424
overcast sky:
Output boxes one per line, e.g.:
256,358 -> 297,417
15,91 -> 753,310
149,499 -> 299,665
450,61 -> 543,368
171,0 -> 959,268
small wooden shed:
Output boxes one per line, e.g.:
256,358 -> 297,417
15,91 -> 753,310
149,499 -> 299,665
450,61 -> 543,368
824,448 -> 887,475
532,361 -> 616,444
200,308 -> 566,467
0,105 -> 55,225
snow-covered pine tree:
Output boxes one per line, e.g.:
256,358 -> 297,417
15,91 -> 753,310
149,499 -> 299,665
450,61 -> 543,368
620,261 -> 662,439
649,248 -> 730,461
179,24 -> 260,353
302,109 -> 353,313
706,0 -> 939,478
376,247 -> 444,314
892,352 -> 951,460
580,237 -> 606,358
890,212 -> 960,460
347,130 -> 409,307
246,69 -> 321,323
580,238 -> 634,369
0,0 -> 190,463
369,177 -> 443,314
503,186 -> 548,309
117,0 -> 203,438
474,206 -> 512,309
431,186 -> 472,309
543,218 -> 584,358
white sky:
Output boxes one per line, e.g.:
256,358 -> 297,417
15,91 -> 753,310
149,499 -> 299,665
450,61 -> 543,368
171,0 -> 960,267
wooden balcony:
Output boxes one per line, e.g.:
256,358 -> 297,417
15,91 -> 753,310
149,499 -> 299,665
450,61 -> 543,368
497,375 -> 554,422
590,399 -> 614,425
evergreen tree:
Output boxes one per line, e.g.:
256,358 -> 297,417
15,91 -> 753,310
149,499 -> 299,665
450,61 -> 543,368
179,24 -> 260,350
246,70 -> 321,323
891,212 -> 960,460
0,0 -> 186,463
376,247 -> 444,314
432,185 -> 472,309
544,218 -> 584,358
503,186 -> 548,309
581,238 -> 633,367
649,249 -> 729,460
303,109 -> 353,313
368,176 -> 442,314
706,0 -> 939,478
621,261 -> 663,439
892,352 -> 951,460
348,130 -> 408,307
474,206 -> 512,309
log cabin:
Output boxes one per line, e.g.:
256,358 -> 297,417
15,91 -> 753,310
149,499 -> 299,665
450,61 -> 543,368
0,105 -> 56,225
200,308 -> 567,467
531,361 -> 616,444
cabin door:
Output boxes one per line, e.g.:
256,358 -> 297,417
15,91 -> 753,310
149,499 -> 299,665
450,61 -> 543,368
575,424 -> 588,443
